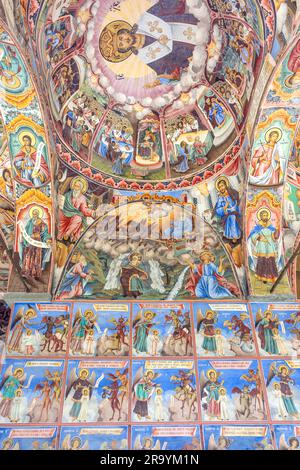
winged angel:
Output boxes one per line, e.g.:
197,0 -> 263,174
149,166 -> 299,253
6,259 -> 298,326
61,434 -> 89,450
0,365 -> 34,422
133,434 -> 167,450
199,368 -> 224,420
7,305 -> 38,353
266,362 -> 300,419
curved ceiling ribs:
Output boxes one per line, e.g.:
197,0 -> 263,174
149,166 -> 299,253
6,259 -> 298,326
30,0 -> 266,192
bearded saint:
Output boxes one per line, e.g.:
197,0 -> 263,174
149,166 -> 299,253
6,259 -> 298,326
58,177 -> 96,243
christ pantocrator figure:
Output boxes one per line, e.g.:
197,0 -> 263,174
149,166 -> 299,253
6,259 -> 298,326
99,6 -> 200,84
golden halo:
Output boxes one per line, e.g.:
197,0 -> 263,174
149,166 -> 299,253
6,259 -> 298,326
257,207 -> 271,221
29,205 -> 44,219
79,368 -> 89,377
206,369 -> 217,379
219,387 -> 226,393
205,310 -> 215,317
18,131 -> 36,146
14,368 -> 24,376
265,127 -> 282,144
70,176 -> 88,194
264,309 -> 273,317
215,176 -> 229,189
145,369 -> 154,376
144,310 -> 155,319
25,308 -> 37,318
84,309 -> 95,319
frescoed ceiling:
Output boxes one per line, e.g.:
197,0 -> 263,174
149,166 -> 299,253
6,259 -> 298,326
0,0 -> 298,302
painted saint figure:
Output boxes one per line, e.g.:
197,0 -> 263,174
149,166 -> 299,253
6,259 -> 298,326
58,176 -> 96,243
248,208 -> 279,284
250,129 -> 284,185
201,369 -> 224,420
57,253 -> 93,300
120,253 -> 148,298
14,135 -> 50,187
256,310 -> 280,355
213,177 -> 241,244
186,250 -> 239,299
197,309 -> 217,354
99,2 -> 200,78
267,364 -> 300,419
19,206 -> 52,281
133,369 -> 160,420
133,310 -> 156,354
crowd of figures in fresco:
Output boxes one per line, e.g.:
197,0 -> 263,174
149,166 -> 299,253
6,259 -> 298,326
0,300 -> 299,450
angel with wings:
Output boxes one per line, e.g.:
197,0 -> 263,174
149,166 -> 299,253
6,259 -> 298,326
200,368 -> 224,420
133,310 -> 157,354
0,366 -> 34,422
70,308 -> 98,355
207,434 -> 232,450
61,435 -> 89,450
267,362 -> 300,419
134,434 -> 166,451
132,368 -> 161,420
8,306 -> 38,353
278,434 -> 300,450
65,368 -> 104,422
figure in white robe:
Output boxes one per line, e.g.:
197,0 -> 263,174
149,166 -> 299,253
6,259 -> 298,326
250,130 -> 285,186
82,329 -> 96,356
154,388 -> 164,421
273,383 -> 288,419
215,329 -> 225,356
149,330 -> 160,355
219,388 -> 229,421
77,388 -> 90,422
272,328 -> 288,355
10,390 -> 23,423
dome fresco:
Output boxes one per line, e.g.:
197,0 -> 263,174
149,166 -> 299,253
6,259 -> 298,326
35,0 -> 265,189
